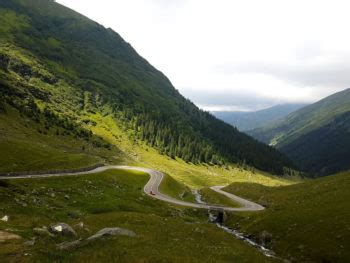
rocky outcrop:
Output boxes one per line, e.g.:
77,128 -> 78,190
3,55 -> 57,85
49,223 -> 77,237
0,230 -> 21,242
41,74 -> 58,85
1,215 -> 9,222
27,86 -> 51,102
209,208 -> 227,224
57,239 -> 83,250
57,227 -> 136,250
33,226 -> 54,237
258,230 -> 273,247
86,227 -> 136,242
23,238 -> 36,246
9,60 -> 34,78
0,54 -> 10,70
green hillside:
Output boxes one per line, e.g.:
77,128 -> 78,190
224,171 -> 350,262
0,0 -> 293,175
0,170 -> 274,262
249,88 -> 350,176
281,111 -> 350,175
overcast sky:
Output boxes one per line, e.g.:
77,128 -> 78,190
57,0 -> 350,111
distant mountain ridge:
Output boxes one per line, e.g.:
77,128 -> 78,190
212,104 -> 306,131
249,88 -> 350,176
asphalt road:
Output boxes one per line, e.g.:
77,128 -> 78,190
0,165 -> 264,212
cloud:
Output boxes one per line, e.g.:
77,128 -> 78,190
57,0 -> 350,111
149,0 -> 188,9
215,56 -> 350,88
181,85 -> 301,112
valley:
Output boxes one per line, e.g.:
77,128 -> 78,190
0,168 -> 277,262
0,0 -> 349,262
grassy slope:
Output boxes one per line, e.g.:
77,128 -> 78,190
159,174 -> 196,202
280,111 -> 350,175
0,97 -> 295,200
0,170 -> 275,263
199,188 -> 240,207
0,103 -> 297,261
0,104 -> 296,261
85,111 -> 296,189
223,172 -> 350,262
0,105 -> 123,174
0,100 -> 294,188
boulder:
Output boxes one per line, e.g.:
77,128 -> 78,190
49,223 -> 77,237
75,221 -> 90,232
57,239 -> 82,250
23,238 -> 36,246
1,215 -> 9,222
258,230 -> 273,246
0,230 -> 21,242
86,227 -> 136,242
76,222 -> 85,229
56,227 -> 136,250
33,227 -> 54,237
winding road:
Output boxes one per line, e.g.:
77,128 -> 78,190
0,165 -> 264,212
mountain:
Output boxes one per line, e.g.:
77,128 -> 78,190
212,104 -> 306,131
249,89 -> 350,176
0,0 -> 294,174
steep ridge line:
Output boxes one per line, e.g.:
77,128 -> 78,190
0,165 -> 265,212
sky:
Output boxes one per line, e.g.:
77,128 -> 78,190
57,0 -> 350,111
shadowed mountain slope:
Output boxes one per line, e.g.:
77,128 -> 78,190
0,0 -> 293,174
249,88 -> 350,176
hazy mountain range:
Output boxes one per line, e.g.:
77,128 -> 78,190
212,104 -> 307,131
249,88 -> 350,176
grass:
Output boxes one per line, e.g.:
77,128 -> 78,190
159,173 -> 196,202
223,172 -> 350,262
199,188 -> 240,208
0,101 -> 301,261
0,169 -> 275,262
87,113 -> 297,190
0,106 -> 123,174
0,100 -> 297,190
2,103 -> 346,262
